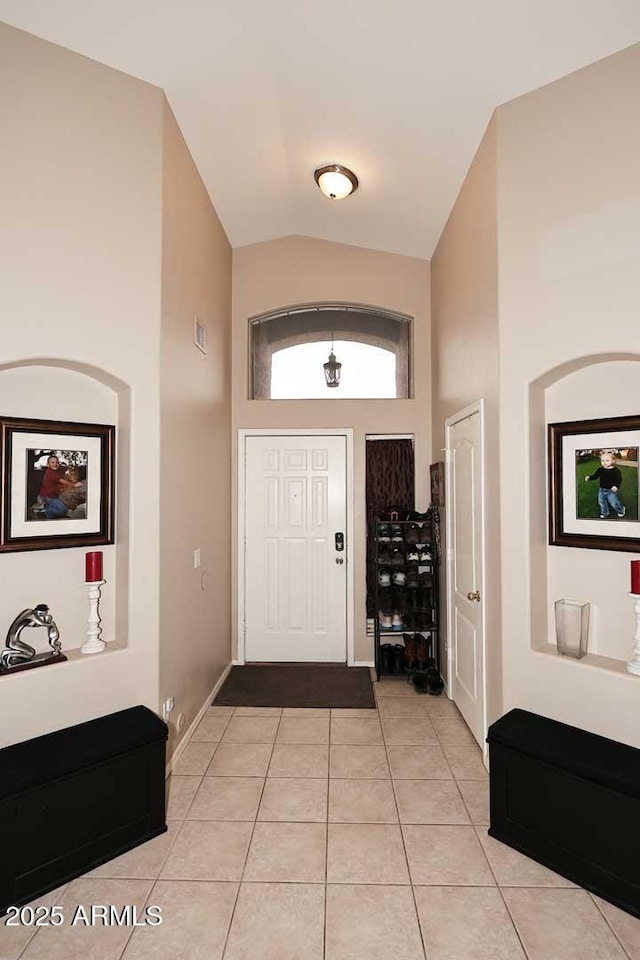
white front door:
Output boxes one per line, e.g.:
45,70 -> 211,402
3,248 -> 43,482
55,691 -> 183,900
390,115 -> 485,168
243,434 -> 348,662
447,405 -> 486,746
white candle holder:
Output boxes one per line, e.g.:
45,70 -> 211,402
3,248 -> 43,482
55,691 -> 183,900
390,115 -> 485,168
80,580 -> 106,655
627,593 -> 640,676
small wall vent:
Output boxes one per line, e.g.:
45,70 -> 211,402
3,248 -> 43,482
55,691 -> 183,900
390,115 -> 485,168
194,315 -> 207,354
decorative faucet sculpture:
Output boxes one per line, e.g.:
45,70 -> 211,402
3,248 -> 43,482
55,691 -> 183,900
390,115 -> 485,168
0,604 -> 65,673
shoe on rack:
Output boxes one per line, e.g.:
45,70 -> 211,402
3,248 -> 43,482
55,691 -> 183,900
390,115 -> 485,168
415,633 -> 435,671
379,588 -> 394,616
404,523 -> 420,545
417,587 -> 432,610
415,633 -> 427,670
391,524 -> 404,542
378,568 -> 391,587
419,549 -> 433,563
379,643 -> 393,674
425,668 -> 444,695
392,570 -> 406,586
393,643 -> 405,674
377,523 -> 391,542
378,548 -> 393,564
406,571 -> 419,589
618,506 -> 626,517
406,550 -> 419,564
392,588 -> 408,613
403,633 -> 417,669
391,611 -> 404,631
378,610 -> 393,630
389,548 -> 405,566
403,612 -> 414,631
412,669 -> 430,694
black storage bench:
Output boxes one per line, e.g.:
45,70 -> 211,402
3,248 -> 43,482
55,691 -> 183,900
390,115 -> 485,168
0,705 -> 168,915
488,708 -> 640,919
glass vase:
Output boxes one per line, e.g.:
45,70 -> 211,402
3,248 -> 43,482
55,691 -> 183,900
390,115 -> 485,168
555,599 -> 590,659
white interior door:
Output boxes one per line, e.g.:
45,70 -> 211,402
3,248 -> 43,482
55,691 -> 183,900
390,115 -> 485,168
243,435 -> 347,662
447,405 -> 486,746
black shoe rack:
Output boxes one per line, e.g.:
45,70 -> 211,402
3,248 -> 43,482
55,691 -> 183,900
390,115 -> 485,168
373,510 -> 441,684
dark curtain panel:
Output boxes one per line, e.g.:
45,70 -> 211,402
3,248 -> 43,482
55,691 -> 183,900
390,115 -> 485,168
366,439 -> 415,617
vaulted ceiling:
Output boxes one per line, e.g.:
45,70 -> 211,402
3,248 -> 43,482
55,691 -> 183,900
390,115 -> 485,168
1,1 -> 639,258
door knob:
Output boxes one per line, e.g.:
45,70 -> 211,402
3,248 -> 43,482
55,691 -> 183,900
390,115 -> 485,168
336,557 -> 344,565
467,590 -> 481,602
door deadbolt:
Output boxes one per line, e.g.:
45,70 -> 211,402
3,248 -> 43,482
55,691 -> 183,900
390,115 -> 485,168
335,532 -> 344,552
467,590 -> 481,602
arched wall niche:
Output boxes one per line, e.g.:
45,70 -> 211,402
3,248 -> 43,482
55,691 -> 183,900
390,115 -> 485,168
250,301 -> 412,399
0,358 -> 130,654
529,352 -> 640,665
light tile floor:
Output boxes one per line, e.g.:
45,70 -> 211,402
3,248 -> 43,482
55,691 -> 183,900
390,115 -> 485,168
3,678 -> 640,959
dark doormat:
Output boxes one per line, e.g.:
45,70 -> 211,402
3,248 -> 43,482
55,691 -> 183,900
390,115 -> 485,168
213,664 -> 376,710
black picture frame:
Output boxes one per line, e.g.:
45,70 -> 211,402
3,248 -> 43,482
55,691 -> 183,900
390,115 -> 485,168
0,417 -> 115,553
548,414 -> 640,552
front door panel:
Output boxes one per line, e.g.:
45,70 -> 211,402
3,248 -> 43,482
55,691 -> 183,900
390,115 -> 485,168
244,435 -> 347,662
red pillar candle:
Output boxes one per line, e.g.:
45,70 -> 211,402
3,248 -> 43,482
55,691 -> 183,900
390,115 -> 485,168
86,551 -> 103,583
631,560 -> 640,595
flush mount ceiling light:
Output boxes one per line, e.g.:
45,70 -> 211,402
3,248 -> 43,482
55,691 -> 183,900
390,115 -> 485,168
314,164 -> 359,200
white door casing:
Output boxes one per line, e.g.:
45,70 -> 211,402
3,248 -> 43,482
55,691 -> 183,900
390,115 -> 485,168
239,431 -> 352,663
445,401 -> 487,749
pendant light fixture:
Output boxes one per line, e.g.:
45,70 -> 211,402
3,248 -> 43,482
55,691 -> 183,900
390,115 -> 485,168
314,164 -> 359,200
323,336 -> 341,388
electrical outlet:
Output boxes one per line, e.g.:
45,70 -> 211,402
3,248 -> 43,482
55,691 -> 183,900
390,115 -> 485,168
194,548 -> 202,569
162,697 -> 175,721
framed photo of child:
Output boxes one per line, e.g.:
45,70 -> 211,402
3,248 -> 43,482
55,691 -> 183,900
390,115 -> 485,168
549,415 -> 640,552
0,416 -> 115,553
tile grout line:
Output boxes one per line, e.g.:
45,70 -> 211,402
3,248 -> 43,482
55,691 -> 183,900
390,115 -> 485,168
432,714 -> 530,960
219,710 -> 284,960
473,824 -> 532,960
112,879 -> 157,960
323,709 -> 332,960
382,710 -> 430,960
15,882 -> 70,960
117,708 -> 236,960
588,893 -> 634,960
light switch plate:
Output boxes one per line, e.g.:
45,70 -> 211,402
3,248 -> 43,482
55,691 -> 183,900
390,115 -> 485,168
194,315 -> 207,354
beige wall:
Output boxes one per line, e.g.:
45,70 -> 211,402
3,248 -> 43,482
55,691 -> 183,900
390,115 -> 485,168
0,23 -> 163,746
232,236 -> 431,662
497,43 -> 640,746
430,118 -> 502,723
160,103 -> 232,754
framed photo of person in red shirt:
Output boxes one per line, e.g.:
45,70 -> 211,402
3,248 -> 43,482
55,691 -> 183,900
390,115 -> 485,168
549,415 -> 640,552
0,417 -> 114,553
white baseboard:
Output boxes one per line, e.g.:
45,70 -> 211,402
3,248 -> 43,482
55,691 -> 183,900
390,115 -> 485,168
353,660 -> 375,668
166,662 -> 232,777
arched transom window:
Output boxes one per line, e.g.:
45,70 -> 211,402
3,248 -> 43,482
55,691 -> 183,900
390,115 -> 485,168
250,303 -> 411,400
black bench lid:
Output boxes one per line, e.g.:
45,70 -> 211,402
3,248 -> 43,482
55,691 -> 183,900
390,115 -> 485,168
0,705 -> 168,801
487,708 -> 640,801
